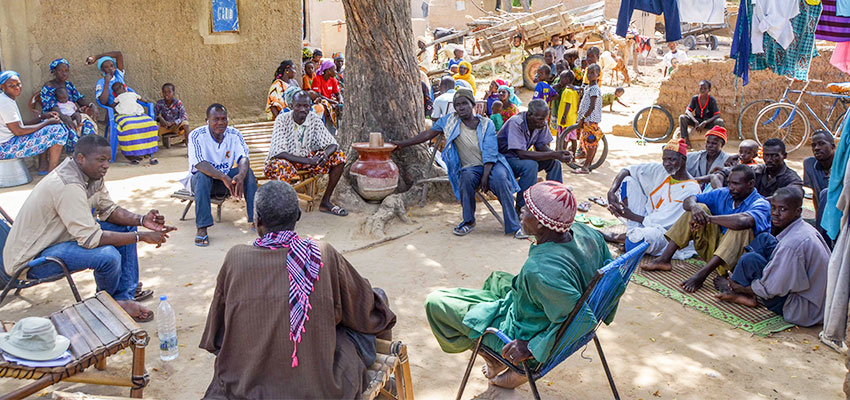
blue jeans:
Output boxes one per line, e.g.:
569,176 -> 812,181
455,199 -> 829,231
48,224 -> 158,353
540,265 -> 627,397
458,164 -> 521,234
27,222 -> 139,301
505,156 -> 563,209
191,168 -> 257,229
732,232 -> 786,315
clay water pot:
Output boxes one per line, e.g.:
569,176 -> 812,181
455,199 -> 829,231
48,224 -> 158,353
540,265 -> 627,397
350,142 -> 399,202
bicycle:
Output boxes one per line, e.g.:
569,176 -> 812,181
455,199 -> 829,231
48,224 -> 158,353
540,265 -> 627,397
631,105 -> 674,143
751,77 -> 850,152
556,123 -> 609,171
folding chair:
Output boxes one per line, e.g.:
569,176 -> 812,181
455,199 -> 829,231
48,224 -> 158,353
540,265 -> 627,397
96,95 -> 155,163
456,242 -> 650,400
0,206 -> 82,307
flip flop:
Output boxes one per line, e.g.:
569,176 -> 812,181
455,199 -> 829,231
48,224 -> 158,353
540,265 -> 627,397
321,205 -> 348,217
134,288 -> 154,302
452,222 -> 476,236
131,310 -> 154,323
589,216 -> 605,227
149,158 -> 159,165
194,235 -> 209,247
37,170 -> 48,176
577,201 -> 591,212
575,214 -> 590,224
571,169 -> 590,175
589,196 -> 608,206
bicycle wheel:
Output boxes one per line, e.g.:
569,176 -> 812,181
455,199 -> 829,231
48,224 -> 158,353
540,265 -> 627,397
737,99 -> 774,140
567,135 -> 608,171
832,109 -> 847,134
754,103 -> 810,153
632,105 -> 673,142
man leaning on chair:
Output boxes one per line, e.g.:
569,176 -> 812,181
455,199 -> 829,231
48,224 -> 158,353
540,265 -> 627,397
3,134 -> 175,322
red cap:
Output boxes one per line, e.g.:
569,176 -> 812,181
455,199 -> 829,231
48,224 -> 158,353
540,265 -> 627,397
705,126 -> 727,142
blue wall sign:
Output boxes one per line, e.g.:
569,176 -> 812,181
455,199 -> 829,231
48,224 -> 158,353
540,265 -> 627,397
212,0 -> 239,32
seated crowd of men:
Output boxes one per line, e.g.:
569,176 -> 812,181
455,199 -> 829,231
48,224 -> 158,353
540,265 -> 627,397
2,67 -> 836,397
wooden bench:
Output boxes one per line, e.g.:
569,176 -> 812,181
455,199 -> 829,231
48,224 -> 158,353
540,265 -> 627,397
233,121 -> 320,212
0,292 -> 149,399
170,189 -> 226,223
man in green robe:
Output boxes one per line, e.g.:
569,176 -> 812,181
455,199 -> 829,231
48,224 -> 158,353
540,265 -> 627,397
425,180 -> 613,388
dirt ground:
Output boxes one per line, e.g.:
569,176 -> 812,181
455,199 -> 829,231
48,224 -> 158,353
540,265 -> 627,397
0,46 -> 846,399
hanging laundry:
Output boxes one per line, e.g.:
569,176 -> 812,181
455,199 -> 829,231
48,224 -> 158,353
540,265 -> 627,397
730,0 -> 752,85
751,0 -> 800,53
679,0 -> 726,24
831,42 -> 850,73
631,10 -> 656,38
616,0 -> 682,42
837,0 -> 850,16
816,0 -> 850,42
750,0 -> 821,80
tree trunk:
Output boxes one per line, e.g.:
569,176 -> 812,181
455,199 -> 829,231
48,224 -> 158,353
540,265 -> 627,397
338,0 -> 448,236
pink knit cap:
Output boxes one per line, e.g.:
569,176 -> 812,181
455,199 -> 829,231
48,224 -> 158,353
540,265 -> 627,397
522,181 -> 577,233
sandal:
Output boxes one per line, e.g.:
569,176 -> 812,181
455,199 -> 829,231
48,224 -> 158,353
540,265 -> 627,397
131,310 -> 154,323
134,288 -> 154,302
37,170 -> 49,176
149,157 -> 159,165
194,235 -> 209,247
589,196 -> 608,206
589,216 -> 605,227
572,169 -> 590,175
577,201 -> 591,213
321,205 -> 348,217
575,214 -> 590,224
452,222 -> 476,236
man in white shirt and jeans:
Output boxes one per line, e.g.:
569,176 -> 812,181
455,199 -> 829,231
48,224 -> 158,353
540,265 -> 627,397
184,103 -> 257,247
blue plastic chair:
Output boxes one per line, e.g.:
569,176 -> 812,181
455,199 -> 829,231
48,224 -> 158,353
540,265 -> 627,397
455,242 -> 650,400
0,206 -> 82,306
96,90 -> 155,162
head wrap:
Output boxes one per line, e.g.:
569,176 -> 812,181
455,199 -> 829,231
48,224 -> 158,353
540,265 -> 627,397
523,181 -> 577,233
453,88 -> 475,106
453,61 -> 477,94
302,47 -> 313,60
49,58 -> 69,73
316,59 -> 335,75
283,86 -> 302,108
493,78 -> 509,87
455,79 -> 472,91
705,126 -> 727,143
498,85 -> 522,106
332,52 -> 344,60
96,56 -> 116,76
0,71 -> 20,86
663,138 -> 687,156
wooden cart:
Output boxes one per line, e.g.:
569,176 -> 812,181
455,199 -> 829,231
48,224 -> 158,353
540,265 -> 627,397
423,2 -> 605,89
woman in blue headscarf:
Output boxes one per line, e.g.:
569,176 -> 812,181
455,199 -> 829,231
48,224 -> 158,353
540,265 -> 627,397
497,85 -> 521,120
85,51 -> 127,106
40,58 -> 98,139
0,71 -> 69,173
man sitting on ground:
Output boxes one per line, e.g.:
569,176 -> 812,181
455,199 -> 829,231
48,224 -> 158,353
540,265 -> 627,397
184,104 -> 258,247
200,181 -> 395,399
3,135 -> 175,321
392,89 -> 523,238
604,139 -> 701,258
645,165 -> 771,293
679,80 -> 723,148
715,187 -> 829,327
804,131 -> 835,245
498,99 -> 572,214
265,91 -> 347,217
425,181 -> 612,389
685,126 -> 731,178
708,138 -> 802,197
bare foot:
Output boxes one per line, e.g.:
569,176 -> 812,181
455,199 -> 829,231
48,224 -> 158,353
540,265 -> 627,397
713,276 -> 732,293
481,352 -> 506,379
116,300 -> 154,321
602,231 -> 626,244
715,292 -> 758,307
490,369 -> 528,389
642,260 -> 673,271
681,271 -> 710,293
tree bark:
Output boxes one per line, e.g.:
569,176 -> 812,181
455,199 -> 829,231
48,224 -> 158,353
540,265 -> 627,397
339,0 -> 447,236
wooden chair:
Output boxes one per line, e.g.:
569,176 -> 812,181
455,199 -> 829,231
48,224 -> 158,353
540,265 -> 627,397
170,190 -> 227,223
0,292 -> 149,399
360,339 -> 415,400
234,121 -> 320,212
0,207 -> 82,308
455,242 -> 650,400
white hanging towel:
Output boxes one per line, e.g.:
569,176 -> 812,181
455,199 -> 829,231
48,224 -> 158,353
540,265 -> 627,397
679,0 -> 726,24
751,0 -> 800,53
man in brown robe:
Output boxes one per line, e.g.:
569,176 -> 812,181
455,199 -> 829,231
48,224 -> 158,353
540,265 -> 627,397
200,181 -> 396,399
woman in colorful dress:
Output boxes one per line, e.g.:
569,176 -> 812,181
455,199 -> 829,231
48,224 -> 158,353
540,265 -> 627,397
86,51 -> 159,164
0,71 -> 69,173
498,85 -> 521,121
39,58 -> 98,148
265,60 -> 300,120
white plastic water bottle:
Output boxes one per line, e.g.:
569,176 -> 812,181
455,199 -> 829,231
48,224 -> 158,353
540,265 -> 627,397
156,295 -> 179,361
